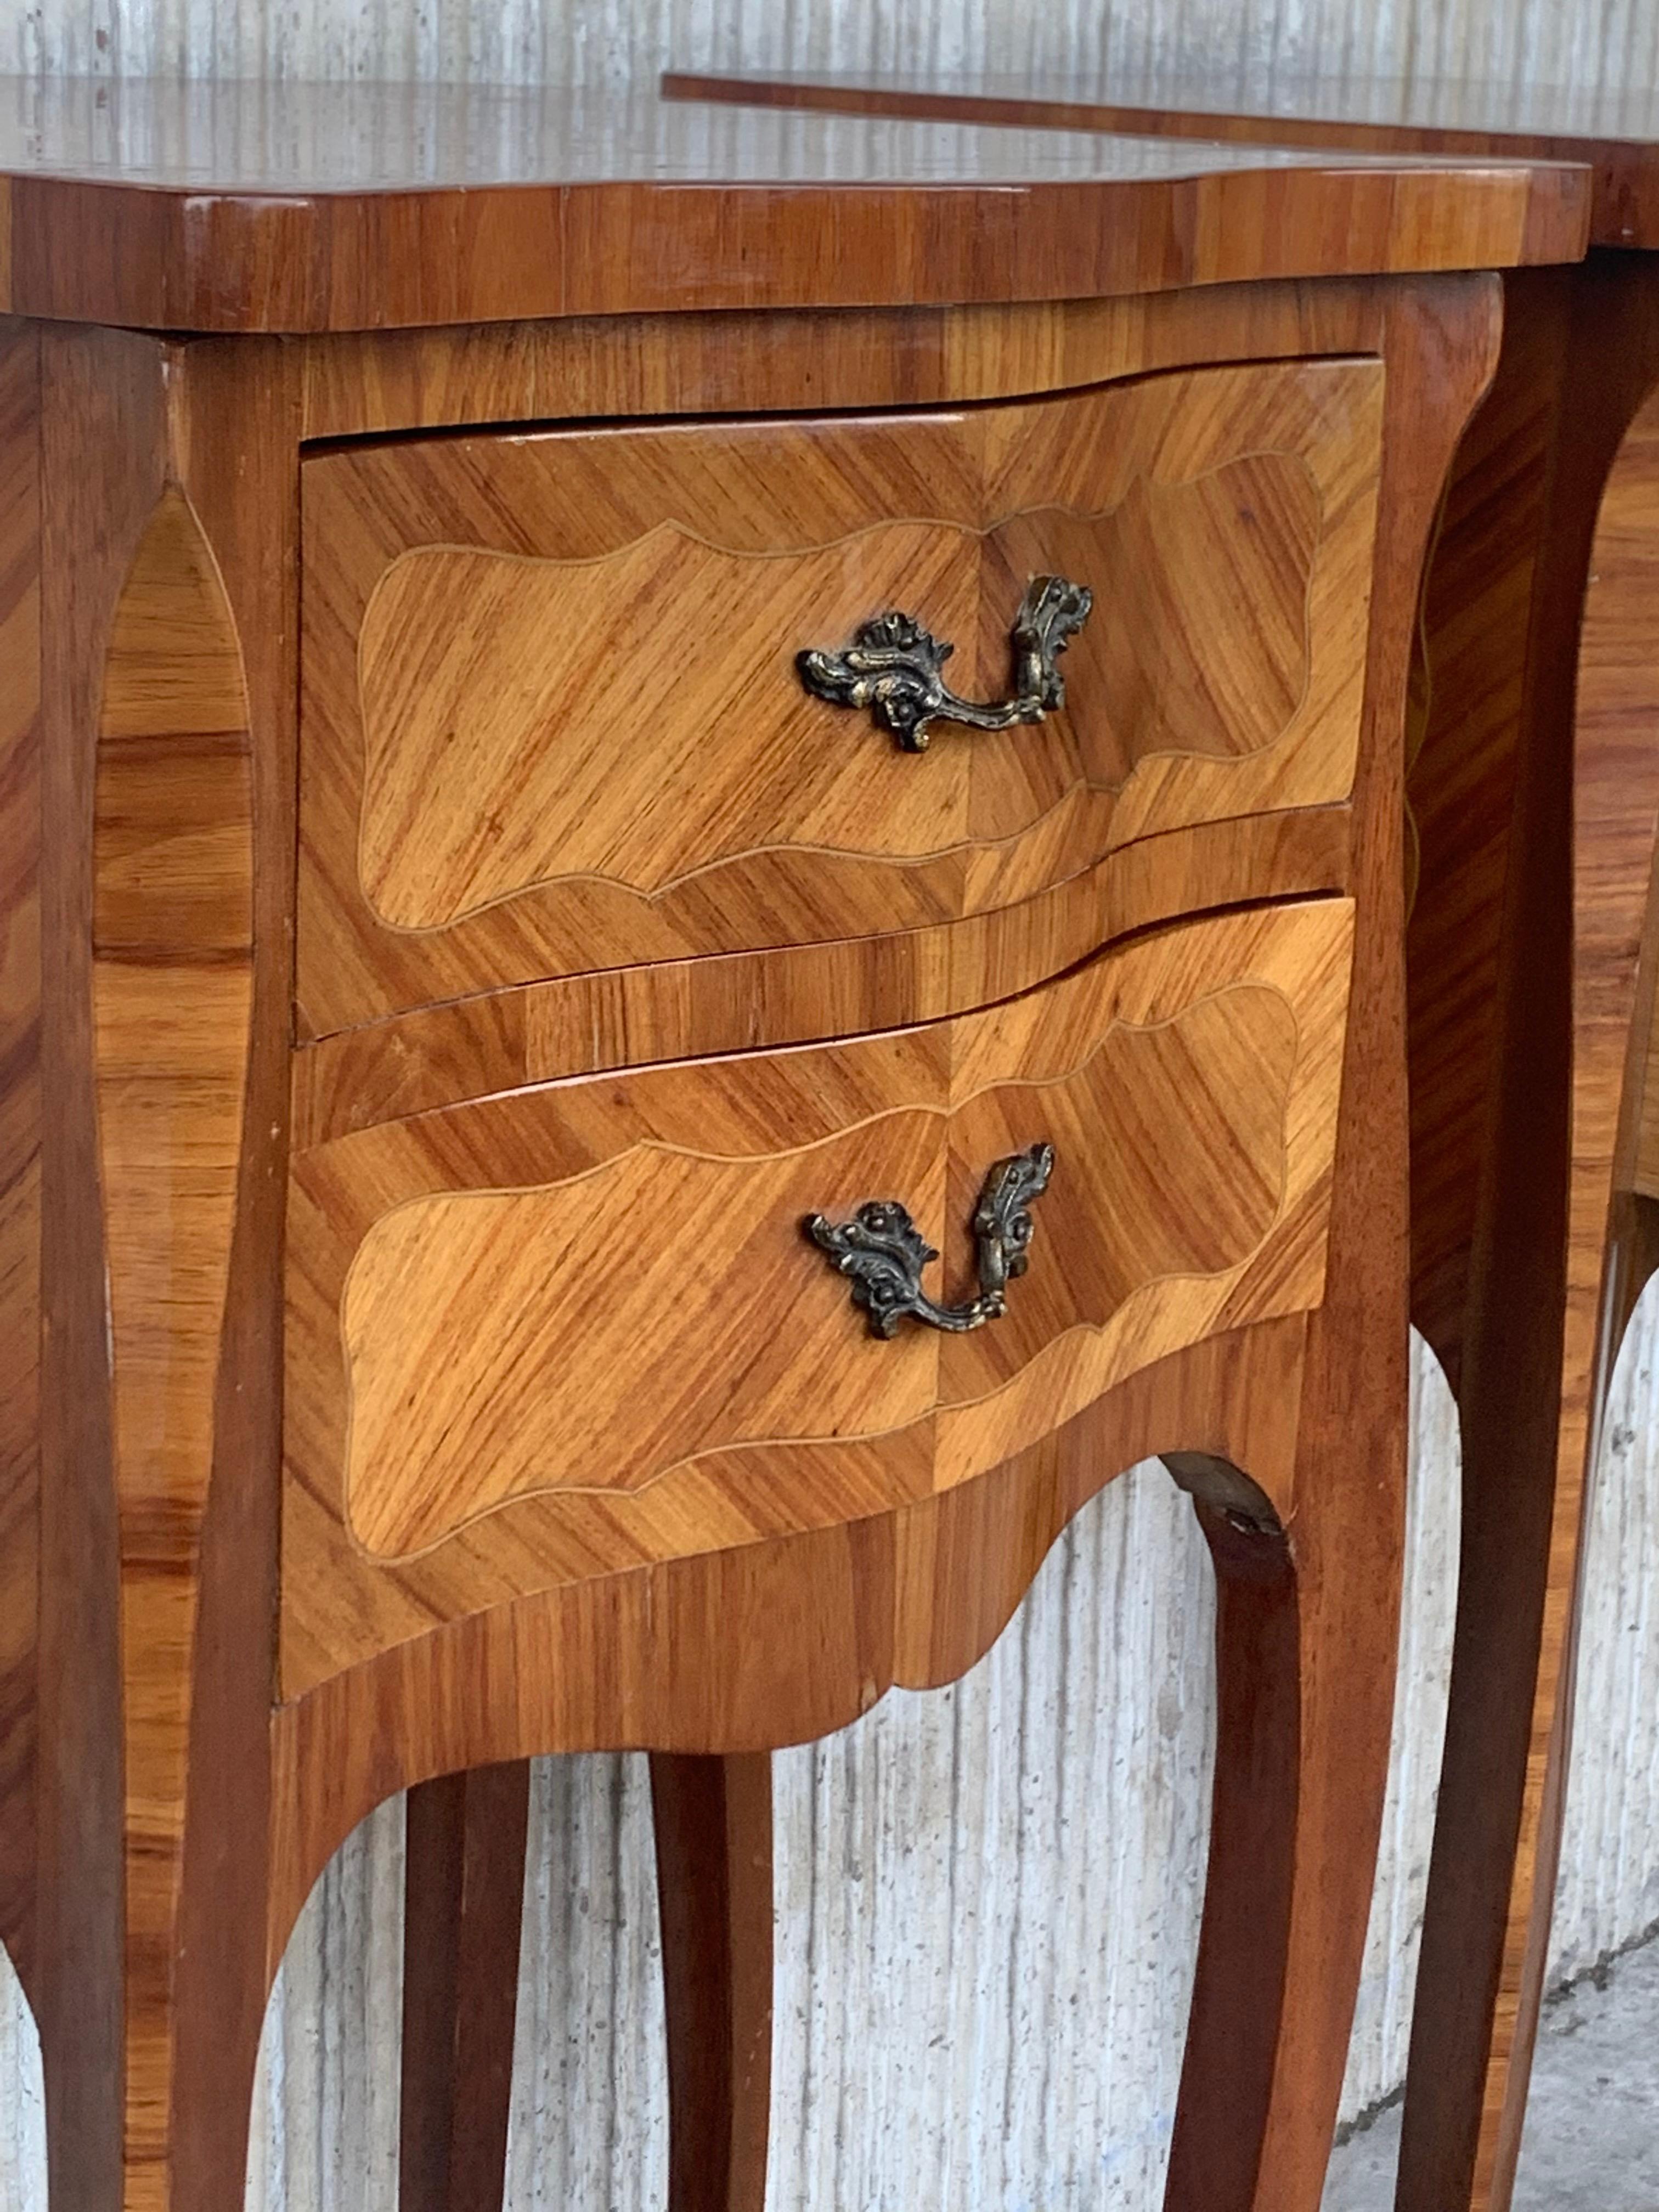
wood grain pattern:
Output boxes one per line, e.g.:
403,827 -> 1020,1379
1165,1483 -> 1372,2208
28,329 -> 302,2212
291,806 -> 1352,1148
36,321 -> 170,2212
1402,267 -> 1576,1389
1398,256 -> 1659,2212
281,898 -> 1352,1690
650,1752 -> 774,2212
1466,400 -> 1654,2190
663,64 -> 1648,248
298,359 -> 1380,1033
1463,311 -> 1659,2209
531,103 -> 1652,2202
264,1283 -> 1403,2212
0,319 -> 39,2004
1396,270 -> 1580,2210
10,163 -> 1581,334
268,1315 -> 1305,1954
341,977 -> 1301,1552
160,336 -> 303,2212
92,478 -> 254,2207
622,83 -> 1659,2207
286,278 -> 1468,444
352,455 -> 1318,919
1629,1007 -> 1659,1199
0,77 -> 1587,333
713,89 -> 1659,2207
264,272 -> 1491,2212
399,1760 -> 531,2212
609,94 -> 1563,1410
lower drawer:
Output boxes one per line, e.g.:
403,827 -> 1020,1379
281,899 -> 1353,1692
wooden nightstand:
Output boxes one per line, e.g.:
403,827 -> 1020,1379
0,77 -> 1588,2212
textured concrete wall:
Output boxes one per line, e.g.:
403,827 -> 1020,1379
7,0 -> 1659,103
3,1 -> 1659,2198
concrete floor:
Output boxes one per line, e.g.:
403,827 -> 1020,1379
1324,1937 -> 1659,2209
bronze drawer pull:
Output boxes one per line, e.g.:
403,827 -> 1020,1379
797,574 -> 1093,751
804,1141 -> 1055,1337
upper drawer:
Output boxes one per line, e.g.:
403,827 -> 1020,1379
297,358 -> 1382,1037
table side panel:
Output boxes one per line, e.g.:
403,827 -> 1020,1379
0,319 -> 38,1994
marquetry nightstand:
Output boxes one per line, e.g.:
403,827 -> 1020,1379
0,76 -> 1589,2212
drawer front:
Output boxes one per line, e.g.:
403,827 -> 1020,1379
283,899 -> 1353,1690
297,358 -> 1381,1035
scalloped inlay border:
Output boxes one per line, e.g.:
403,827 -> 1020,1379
297,358 -> 1381,1037
340,981 -> 1297,1558
281,900 -> 1354,1686
354,454 -> 1320,929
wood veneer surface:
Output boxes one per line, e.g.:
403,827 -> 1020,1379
664,65 -> 1654,246
282,898 -> 1353,1690
93,478 -> 255,2194
0,320 -> 37,2005
0,76 -> 1590,330
298,357 -> 1379,1031
0,238 -> 1504,2210
1462,320 -> 1659,2207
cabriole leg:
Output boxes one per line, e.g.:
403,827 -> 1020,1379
1163,1441 -> 1404,2212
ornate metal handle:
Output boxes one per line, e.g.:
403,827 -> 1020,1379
804,1142 -> 1055,1337
797,574 -> 1093,752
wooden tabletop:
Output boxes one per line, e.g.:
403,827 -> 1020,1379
0,76 -> 1588,333
664,65 -> 1659,250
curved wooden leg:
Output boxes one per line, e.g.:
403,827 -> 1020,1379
1465,373 -> 1659,2208
399,1759 -> 531,2212
1395,278 -> 1581,2212
1402,267 -> 1659,2212
1155,272 -> 1436,2212
1163,1434 -> 1403,2212
650,1752 -> 773,2212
